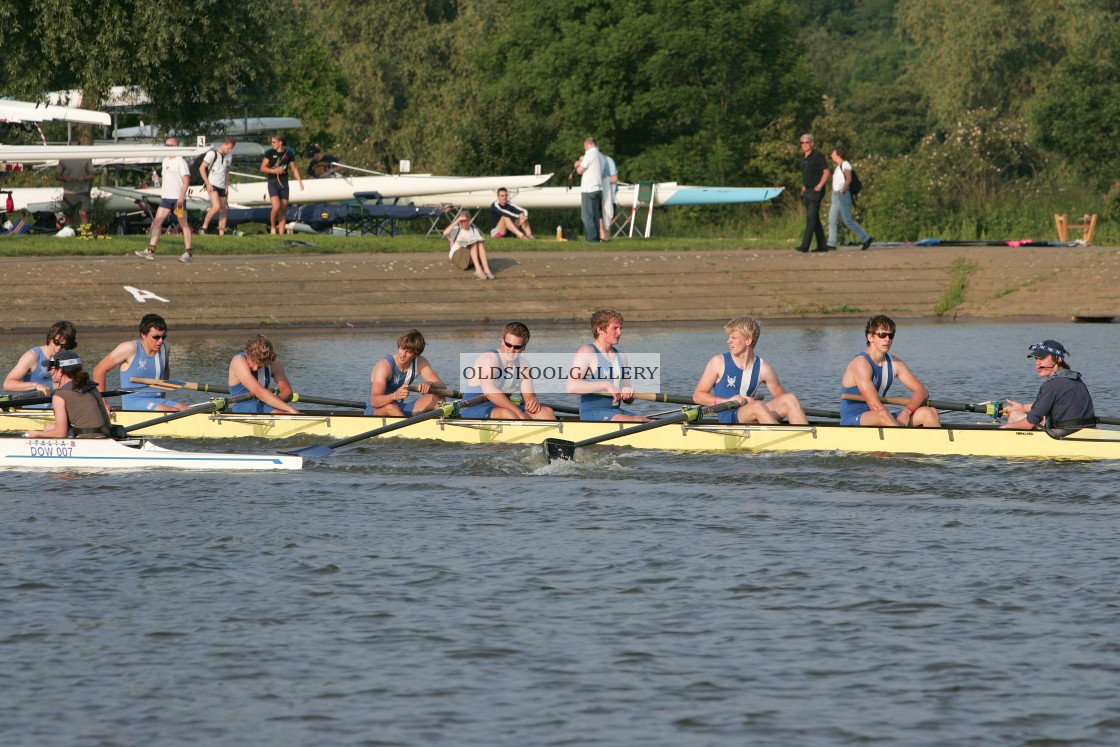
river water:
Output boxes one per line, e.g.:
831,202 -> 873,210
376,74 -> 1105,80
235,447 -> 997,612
2,320 -> 1119,746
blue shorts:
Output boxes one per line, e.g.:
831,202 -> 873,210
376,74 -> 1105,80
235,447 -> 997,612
579,406 -> 638,422
158,198 -> 179,210
122,394 -> 182,411
460,401 -> 529,419
717,407 -> 741,425
230,399 -> 274,414
267,180 -> 290,201
211,186 -> 227,198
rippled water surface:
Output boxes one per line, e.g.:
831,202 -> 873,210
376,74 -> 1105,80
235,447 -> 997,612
2,321 -> 1119,745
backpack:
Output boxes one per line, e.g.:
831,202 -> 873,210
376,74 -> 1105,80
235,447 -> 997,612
849,168 -> 862,198
188,149 -> 217,187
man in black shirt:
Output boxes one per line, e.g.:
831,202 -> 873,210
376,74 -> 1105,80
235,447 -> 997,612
796,133 -> 831,252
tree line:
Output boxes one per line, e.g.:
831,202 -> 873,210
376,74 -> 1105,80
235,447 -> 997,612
3,0 -> 1119,240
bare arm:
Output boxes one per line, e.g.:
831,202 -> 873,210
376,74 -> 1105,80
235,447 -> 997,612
3,350 -> 47,393
25,395 -> 70,438
93,342 -> 135,392
231,356 -> 298,413
368,359 -> 404,408
891,358 -> 930,425
691,355 -> 728,406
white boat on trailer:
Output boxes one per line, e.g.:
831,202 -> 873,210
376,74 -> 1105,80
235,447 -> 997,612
0,436 -> 301,471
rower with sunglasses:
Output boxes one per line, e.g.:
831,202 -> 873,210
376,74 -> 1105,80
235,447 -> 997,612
93,313 -> 189,412
839,314 -> 940,427
3,321 -> 78,408
459,322 -> 556,421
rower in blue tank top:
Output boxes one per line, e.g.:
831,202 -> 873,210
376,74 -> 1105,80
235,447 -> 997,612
567,309 -> 649,423
92,314 -> 186,412
839,314 -> 940,427
692,316 -> 807,425
366,329 -> 446,417
458,323 -> 556,421
227,334 -> 300,414
3,321 -> 79,409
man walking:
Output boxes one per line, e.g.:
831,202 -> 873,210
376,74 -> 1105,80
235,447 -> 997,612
796,133 -> 831,253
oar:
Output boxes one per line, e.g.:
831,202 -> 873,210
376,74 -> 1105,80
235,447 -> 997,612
132,377 -> 365,409
123,392 -> 255,434
282,394 -> 489,458
410,384 -> 463,398
543,400 -> 741,463
841,393 -> 1002,417
1,389 -> 134,409
804,408 -> 841,419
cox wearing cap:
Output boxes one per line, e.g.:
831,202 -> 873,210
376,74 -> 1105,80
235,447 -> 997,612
1002,339 -> 1096,430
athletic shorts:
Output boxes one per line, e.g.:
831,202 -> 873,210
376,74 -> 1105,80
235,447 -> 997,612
489,227 -> 507,238
268,180 -> 290,200
62,192 -> 91,213
460,401 -> 527,419
158,197 -> 179,210
579,406 -> 638,422
840,407 -> 900,426
230,399 -> 275,414
122,394 -> 182,411
210,186 -> 227,198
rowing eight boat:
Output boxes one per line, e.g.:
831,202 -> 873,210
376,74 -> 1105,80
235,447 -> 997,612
0,436 -> 302,471
3,409 -> 1118,460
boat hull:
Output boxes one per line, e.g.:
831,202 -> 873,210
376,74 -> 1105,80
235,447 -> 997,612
0,436 -> 301,470
407,183 -> 783,210
3,410 -> 1116,460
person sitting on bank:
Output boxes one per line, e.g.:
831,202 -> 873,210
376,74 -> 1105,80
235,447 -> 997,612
3,320 -> 78,407
839,314 -> 940,427
443,210 -> 495,280
1001,340 -> 1095,430
366,329 -> 447,417
459,322 -> 556,421
306,144 -> 340,178
489,188 -> 534,239
692,315 -> 808,425
22,351 -> 113,439
228,334 -> 300,414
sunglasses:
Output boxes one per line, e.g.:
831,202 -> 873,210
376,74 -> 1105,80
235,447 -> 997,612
150,334 -> 167,341
502,339 -> 525,350
872,331 -> 895,340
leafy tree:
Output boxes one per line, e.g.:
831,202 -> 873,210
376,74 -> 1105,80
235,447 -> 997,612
0,0 -> 284,130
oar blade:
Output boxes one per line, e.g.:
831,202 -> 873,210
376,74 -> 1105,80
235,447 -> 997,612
543,438 -> 577,463
281,443 -> 335,458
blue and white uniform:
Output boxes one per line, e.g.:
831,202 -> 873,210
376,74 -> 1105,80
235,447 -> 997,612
577,345 -> 639,421
229,352 -> 274,414
460,350 -> 524,419
711,353 -> 763,424
119,341 -> 182,411
365,354 -> 419,416
15,347 -> 54,409
840,352 -> 895,426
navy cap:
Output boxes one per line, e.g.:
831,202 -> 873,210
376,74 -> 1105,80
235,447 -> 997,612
1027,340 -> 1069,359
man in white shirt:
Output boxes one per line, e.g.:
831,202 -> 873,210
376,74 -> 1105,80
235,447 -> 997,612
600,153 -> 618,241
200,137 -> 235,236
136,137 -> 193,263
574,136 -> 603,243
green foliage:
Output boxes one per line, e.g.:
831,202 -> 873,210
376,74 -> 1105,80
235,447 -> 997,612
934,257 -> 978,316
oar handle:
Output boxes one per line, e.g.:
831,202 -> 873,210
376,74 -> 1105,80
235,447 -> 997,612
289,392 -> 366,409
591,391 -> 697,406
841,393 -> 1002,417
129,377 -> 231,393
123,392 -> 254,433
409,384 -> 464,399
315,394 -> 489,452
1,389 -> 133,409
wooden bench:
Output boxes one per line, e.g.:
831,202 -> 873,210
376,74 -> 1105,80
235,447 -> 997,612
1054,213 -> 1097,244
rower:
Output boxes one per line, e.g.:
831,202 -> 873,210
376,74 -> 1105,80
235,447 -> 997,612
839,314 -> 940,427
366,329 -> 447,417
566,309 -> 650,422
227,334 -> 300,414
691,315 -> 807,425
459,322 -> 556,421
22,351 -> 114,439
3,321 -> 78,409
1001,340 -> 1095,430
93,313 -> 189,412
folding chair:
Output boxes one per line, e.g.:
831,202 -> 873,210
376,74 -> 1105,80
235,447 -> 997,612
615,182 -> 657,238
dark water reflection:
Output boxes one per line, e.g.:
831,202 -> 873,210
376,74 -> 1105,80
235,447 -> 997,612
2,321 -> 1119,745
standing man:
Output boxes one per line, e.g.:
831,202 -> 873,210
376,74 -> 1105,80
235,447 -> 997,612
574,137 -> 603,243
200,137 -> 235,236
55,138 -> 94,229
839,314 -> 940,427
228,334 -> 300,414
567,309 -> 650,422
93,313 -> 188,412
261,133 -> 304,235
459,322 -> 556,421
489,188 -> 534,239
692,316 -> 808,425
796,133 -> 831,253
827,147 -> 873,251
1001,340 -> 1095,430
599,151 -> 618,241
136,137 -> 192,263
